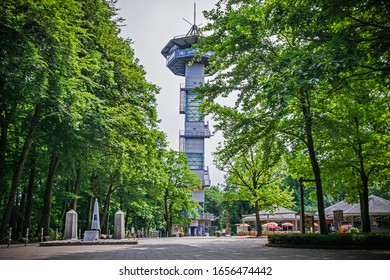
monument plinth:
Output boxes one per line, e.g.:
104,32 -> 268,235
114,210 -> 125,239
84,199 -> 100,241
64,210 -> 78,240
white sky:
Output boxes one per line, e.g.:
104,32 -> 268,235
116,0 -> 225,185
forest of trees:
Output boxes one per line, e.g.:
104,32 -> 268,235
198,0 -> 390,234
0,0 -> 201,241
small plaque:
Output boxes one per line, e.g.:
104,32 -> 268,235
83,230 -> 98,241
333,210 -> 344,222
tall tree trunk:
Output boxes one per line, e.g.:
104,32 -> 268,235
0,105 -> 9,205
359,172 -> 371,232
354,118 -> 371,232
17,184 -> 27,239
10,189 -> 21,239
60,177 -> 71,232
101,182 -> 114,234
300,92 -> 327,234
225,204 -> 230,235
71,169 -> 82,211
88,173 -> 98,229
40,152 -> 60,238
168,203 -> 173,237
22,158 -> 36,236
0,104 -> 42,239
125,208 -> 130,233
163,188 -> 171,236
254,201 -> 262,237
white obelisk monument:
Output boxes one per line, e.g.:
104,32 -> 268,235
91,199 -> 100,238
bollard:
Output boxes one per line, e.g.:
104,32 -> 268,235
79,229 -> 81,240
7,227 -> 12,248
55,228 -> 58,240
41,227 -> 44,242
25,228 -> 29,246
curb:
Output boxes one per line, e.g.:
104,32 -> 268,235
39,240 -> 138,247
266,243 -> 390,250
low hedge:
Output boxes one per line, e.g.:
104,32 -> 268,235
267,233 -> 390,248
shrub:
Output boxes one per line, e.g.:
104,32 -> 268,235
349,227 -> 359,234
267,232 -> 390,248
237,231 -> 258,236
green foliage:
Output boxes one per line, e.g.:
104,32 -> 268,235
204,186 -> 225,228
349,227 -> 360,234
198,0 -> 390,234
161,150 -> 202,235
215,136 -> 294,236
0,0 -> 172,239
268,233 -> 390,248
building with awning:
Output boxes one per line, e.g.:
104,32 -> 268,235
242,207 -> 302,231
325,195 -> 390,231
241,195 -> 390,233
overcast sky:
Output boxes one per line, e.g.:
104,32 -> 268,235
115,0 -> 225,185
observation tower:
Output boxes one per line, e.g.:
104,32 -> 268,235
161,4 -> 215,236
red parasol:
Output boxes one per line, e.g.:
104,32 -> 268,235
263,222 -> 279,229
282,222 -> 294,227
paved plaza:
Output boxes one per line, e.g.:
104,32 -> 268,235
1,236 -> 389,260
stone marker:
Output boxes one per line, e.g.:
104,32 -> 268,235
114,210 -> 125,239
91,199 -> 100,231
90,198 -> 100,239
64,210 -> 78,240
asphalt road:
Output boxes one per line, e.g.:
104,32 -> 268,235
1,236 -> 389,260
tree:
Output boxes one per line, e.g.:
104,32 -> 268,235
161,150 -> 202,236
215,137 -> 294,237
0,0 -> 84,239
198,0 -> 340,234
320,80 -> 390,232
204,186 -> 225,229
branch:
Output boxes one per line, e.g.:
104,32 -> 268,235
346,163 -> 362,175
229,163 -> 252,190
346,14 -> 390,30
359,65 -> 390,72
280,129 -> 308,145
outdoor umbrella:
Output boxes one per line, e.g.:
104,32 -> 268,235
282,222 -> 294,227
282,222 -> 294,231
263,222 -> 278,229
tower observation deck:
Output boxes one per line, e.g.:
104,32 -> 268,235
161,5 -> 216,236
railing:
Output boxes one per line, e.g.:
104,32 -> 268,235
179,129 -> 211,138
172,33 -> 205,40
194,213 -> 217,221
166,48 -> 213,66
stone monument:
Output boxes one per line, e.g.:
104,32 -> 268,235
114,210 -> 125,239
84,199 -> 100,241
91,198 -> 100,231
64,210 -> 78,240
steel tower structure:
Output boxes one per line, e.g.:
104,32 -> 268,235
161,5 -> 215,236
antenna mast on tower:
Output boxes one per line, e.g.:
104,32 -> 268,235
184,2 -> 201,36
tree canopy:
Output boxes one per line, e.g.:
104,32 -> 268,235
0,0 -> 198,240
